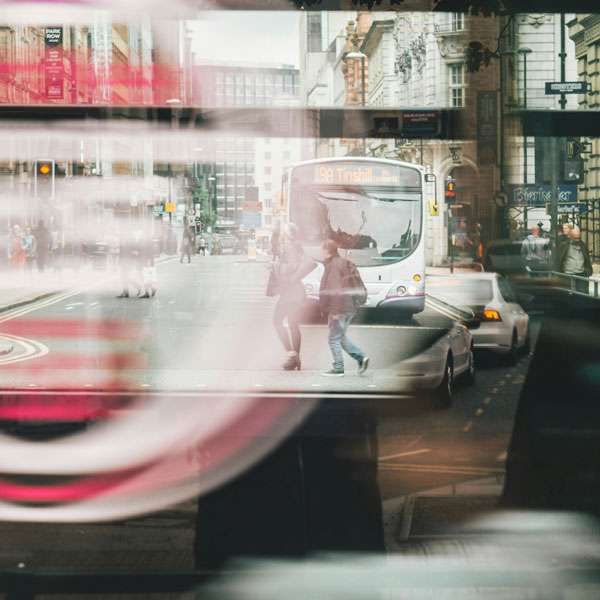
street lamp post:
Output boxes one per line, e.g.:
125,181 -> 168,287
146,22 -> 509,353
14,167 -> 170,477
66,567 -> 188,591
518,47 -> 533,230
346,50 -> 367,155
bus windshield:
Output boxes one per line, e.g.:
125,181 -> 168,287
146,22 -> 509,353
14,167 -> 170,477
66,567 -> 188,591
290,162 -> 422,267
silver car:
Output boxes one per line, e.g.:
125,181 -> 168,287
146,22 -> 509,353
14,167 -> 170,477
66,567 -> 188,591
427,273 -> 530,363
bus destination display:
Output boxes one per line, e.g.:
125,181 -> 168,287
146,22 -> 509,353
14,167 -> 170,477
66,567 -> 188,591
303,162 -> 420,187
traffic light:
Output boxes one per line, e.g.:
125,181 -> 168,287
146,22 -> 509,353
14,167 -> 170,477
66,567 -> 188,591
34,159 -> 55,199
445,177 -> 457,203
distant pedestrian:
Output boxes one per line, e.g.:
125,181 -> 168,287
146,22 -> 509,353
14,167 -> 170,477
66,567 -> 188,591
21,226 -> 37,274
140,233 -> 157,298
556,226 -> 593,294
180,230 -> 193,264
521,226 -> 550,273
34,220 -> 50,273
271,223 -> 314,371
8,225 -> 25,270
198,235 -> 208,256
558,222 -> 573,247
117,232 -> 142,298
319,239 -> 369,377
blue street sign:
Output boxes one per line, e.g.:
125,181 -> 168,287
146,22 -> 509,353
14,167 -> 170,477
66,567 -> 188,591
509,184 -> 578,207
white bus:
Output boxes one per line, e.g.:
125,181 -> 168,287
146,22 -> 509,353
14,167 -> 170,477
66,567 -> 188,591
282,157 -> 426,316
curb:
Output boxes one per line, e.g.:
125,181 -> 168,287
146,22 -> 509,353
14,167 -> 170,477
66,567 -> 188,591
0,291 -> 62,316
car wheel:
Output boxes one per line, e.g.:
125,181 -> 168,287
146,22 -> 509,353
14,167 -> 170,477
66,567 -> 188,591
432,355 -> 454,410
464,345 -> 476,386
505,330 -> 518,366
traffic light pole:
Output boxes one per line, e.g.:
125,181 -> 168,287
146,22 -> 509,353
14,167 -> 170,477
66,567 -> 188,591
550,137 -> 559,250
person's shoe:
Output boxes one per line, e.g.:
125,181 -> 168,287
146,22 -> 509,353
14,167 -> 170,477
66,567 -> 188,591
140,293 -> 150,298
321,368 -> 344,377
151,287 -> 157,297
358,356 -> 370,375
283,352 -> 301,371
116,292 -> 129,298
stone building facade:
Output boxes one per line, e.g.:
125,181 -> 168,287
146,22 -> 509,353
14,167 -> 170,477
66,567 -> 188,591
568,14 -> 600,261
300,10 -> 500,265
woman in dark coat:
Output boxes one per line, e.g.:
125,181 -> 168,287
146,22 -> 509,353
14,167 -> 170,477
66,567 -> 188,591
272,223 -> 312,371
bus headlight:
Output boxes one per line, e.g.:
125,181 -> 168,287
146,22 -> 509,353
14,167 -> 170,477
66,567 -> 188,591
387,285 -> 407,297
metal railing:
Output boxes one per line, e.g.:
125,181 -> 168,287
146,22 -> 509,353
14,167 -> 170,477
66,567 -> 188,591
524,267 -> 600,299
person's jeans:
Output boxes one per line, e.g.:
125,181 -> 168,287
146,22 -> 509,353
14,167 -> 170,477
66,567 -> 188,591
327,312 -> 364,372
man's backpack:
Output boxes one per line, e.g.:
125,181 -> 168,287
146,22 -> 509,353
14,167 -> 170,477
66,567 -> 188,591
343,259 -> 368,308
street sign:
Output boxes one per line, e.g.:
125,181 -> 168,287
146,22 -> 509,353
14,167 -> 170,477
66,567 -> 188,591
545,81 -> 590,95
509,184 -> 578,207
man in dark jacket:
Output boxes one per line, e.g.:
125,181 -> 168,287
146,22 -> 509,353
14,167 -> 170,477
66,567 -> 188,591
555,226 -> 593,294
319,239 -> 369,376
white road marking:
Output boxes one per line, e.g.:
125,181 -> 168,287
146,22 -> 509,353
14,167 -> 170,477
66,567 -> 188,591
475,408 -> 484,417
379,448 -> 431,462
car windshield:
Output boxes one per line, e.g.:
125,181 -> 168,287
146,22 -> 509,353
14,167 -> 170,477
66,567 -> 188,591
427,278 -> 494,305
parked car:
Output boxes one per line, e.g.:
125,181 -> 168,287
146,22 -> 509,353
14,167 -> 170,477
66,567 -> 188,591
427,273 -> 530,364
483,239 -> 526,274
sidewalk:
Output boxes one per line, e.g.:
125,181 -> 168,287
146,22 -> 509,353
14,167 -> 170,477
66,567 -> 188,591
383,476 -> 504,551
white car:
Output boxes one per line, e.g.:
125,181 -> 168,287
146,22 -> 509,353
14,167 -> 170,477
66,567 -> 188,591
427,273 -> 530,363
392,315 -> 475,408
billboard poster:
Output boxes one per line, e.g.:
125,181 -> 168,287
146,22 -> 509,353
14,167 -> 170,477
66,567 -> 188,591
44,26 -> 64,100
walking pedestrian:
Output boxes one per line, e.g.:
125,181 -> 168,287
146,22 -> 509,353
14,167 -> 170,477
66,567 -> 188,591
271,223 -> 314,371
556,226 -> 593,294
34,220 -> 50,273
180,229 -> 193,264
21,226 -> 37,275
319,239 -> 369,377
521,225 -> 550,274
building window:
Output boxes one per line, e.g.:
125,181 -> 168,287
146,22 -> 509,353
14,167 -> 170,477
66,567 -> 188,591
264,198 -> 272,209
451,13 -> 465,32
265,166 -> 271,175
449,63 -> 465,107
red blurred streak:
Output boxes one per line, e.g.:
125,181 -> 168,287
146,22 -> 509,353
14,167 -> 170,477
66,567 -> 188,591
0,319 -> 141,339
0,393 -> 131,421
0,471 -> 137,503
5,352 -> 147,370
